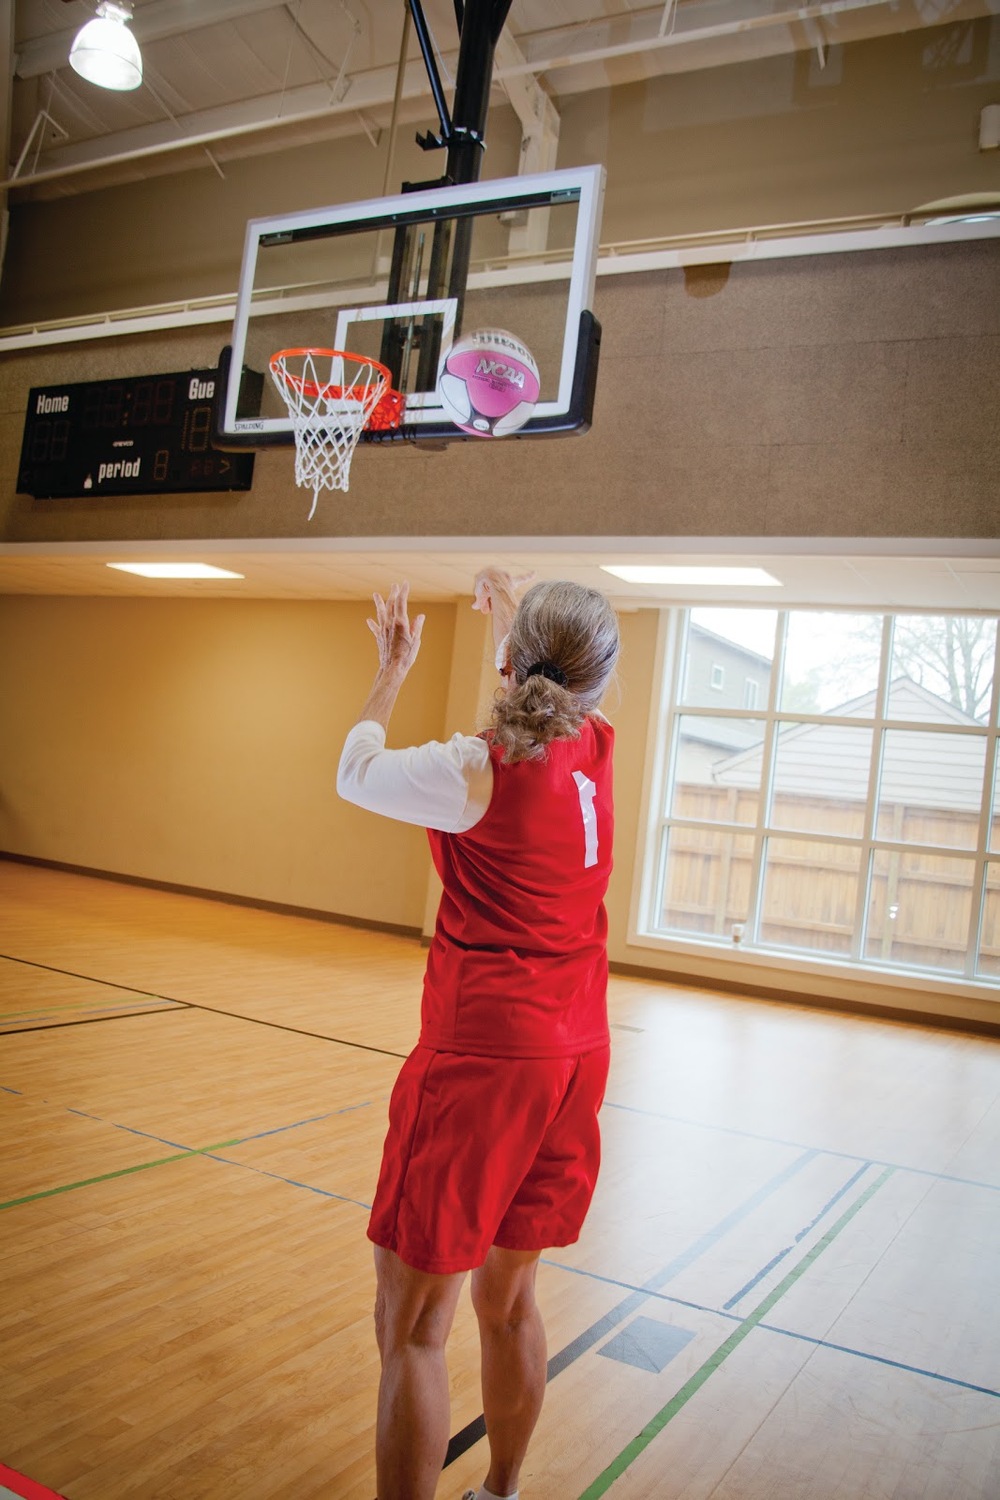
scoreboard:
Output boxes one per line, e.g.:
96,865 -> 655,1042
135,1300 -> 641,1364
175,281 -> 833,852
17,367 -> 262,499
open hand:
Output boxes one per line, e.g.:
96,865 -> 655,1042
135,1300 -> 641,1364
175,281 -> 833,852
472,567 -> 534,614
368,582 -> 425,679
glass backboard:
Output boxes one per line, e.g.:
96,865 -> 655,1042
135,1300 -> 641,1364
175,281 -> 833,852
217,164 -> 605,446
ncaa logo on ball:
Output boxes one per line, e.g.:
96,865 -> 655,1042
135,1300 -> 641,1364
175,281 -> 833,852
437,328 -> 540,437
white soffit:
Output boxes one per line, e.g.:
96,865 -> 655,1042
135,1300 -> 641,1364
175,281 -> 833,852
2,539 -> 1000,611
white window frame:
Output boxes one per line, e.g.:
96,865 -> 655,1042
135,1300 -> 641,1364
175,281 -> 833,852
629,607 -> 1000,1002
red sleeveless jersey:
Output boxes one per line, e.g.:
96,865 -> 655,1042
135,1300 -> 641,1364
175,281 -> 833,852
421,716 -> 614,1058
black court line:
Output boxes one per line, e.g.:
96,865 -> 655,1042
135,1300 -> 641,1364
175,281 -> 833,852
444,1147 -> 818,1467
513,1257 -> 1000,1403
0,952 -> 408,1060
180,999 -> 409,1059
0,950 -> 174,1000
451,1160 -> 1000,1483
1,1004 -> 188,1036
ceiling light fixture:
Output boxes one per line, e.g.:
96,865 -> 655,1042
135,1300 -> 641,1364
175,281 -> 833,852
107,563 -> 244,580
601,565 -> 782,586
70,2 -> 143,92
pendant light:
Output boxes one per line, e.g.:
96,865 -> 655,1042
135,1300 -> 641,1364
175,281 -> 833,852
69,2 -> 143,92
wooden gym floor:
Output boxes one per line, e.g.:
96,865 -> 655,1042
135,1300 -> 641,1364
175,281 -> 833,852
2,859 -> 999,1500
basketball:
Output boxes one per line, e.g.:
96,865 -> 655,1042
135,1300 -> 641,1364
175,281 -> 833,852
437,328 -> 540,437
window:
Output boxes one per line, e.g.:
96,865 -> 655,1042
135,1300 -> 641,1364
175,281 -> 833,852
644,608 -> 1000,985
710,663 -> 725,691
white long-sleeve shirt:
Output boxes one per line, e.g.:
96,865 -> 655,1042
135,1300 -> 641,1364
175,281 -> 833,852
336,721 -> 494,833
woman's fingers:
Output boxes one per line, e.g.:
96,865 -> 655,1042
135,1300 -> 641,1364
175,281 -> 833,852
369,583 -> 422,669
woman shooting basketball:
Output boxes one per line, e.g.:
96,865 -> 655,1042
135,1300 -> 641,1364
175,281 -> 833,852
337,567 -> 620,1500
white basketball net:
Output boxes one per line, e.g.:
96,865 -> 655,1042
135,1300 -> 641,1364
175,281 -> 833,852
269,349 -> 391,519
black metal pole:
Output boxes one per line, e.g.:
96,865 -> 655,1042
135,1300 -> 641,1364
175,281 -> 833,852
397,0 -> 517,396
412,1 -> 513,388
406,0 -> 452,146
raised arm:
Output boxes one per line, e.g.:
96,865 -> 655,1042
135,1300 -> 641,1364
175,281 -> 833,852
337,580 -> 493,832
354,581 -> 425,730
472,566 -> 533,668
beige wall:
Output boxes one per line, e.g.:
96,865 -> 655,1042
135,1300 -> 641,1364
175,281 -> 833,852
576,24 -> 1000,241
0,594 -> 455,928
0,591 -> 657,957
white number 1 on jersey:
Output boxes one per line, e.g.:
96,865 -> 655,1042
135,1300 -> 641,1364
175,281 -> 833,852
572,772 -> 599,868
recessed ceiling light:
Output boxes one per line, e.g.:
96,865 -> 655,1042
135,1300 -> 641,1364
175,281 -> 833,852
601,565 -> 782,586
107,563 -> 244,580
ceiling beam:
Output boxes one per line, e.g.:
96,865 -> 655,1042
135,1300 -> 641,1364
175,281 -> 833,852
8,0 -> 992,190
3,58 -> 434,187
493,28 -> 559,159
493,29 -> 559,256
509,0 -> 899,76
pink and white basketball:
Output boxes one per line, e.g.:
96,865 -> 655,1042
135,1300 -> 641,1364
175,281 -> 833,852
437,328 -> 540,437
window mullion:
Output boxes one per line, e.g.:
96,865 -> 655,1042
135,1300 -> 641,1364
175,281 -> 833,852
651,610 -> 685,933
968,623 -> 1000,977
744,610 -> 786,943
851,614 -> 892,963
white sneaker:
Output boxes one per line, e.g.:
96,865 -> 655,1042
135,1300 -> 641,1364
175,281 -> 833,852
461,1492 -> 477,1500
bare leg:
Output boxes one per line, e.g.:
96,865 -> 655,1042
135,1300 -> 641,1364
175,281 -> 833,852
373,1245 -> 466,1500
471,1247 -> 547,1498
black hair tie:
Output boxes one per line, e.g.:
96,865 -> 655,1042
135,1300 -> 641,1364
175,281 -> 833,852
525,660 -> 568,687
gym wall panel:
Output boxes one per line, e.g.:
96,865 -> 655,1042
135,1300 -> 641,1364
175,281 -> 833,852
2,240 -> 998,545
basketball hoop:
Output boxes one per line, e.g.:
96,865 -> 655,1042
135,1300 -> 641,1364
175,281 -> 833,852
268,348 -> 399,518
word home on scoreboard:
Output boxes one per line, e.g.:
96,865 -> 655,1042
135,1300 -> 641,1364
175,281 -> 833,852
18,369 -> 260,499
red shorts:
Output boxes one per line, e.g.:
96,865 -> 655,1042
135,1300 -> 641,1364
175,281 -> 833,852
368,1044 -> 610,1275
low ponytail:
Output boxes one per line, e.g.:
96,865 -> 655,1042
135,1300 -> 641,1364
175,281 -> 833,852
490,582 -> 620,764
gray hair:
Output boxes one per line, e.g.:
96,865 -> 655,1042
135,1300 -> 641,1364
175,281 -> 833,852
490,581 -> 620,763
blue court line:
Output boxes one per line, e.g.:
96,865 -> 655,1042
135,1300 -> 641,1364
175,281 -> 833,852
722,1162 -> 873,1310
197,1101 -> 376,1208
540,1256 -> 1000,1405
199,1152 -> 373,1210
5,1097 -> 377,1211
66,1108 -> 190,1150
575,1168 -> 901,1499
540,1256 -> 724,1317
603,1098 -> 1000,1196
445,1148 -> 818,1468
58,1100 -> 374,1155
758,1325 -> 1000,1401
641,1148 -> 819,1292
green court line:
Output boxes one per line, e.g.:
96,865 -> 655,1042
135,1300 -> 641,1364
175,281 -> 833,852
577,1165 -> 896,1500
0,1134 -> 247,1211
